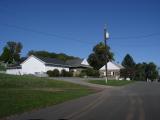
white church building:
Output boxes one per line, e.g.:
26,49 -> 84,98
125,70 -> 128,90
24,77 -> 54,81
6,55 -> 90,76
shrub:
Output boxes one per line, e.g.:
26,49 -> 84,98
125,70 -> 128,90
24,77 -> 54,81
61,69 -> 73,77
80,68 -> 100,77
79,70 -> 87,77
0,64 -> 6,71
67,71 -> 73,77
46,70 -> 53,77
46,69 -> 60,77
53,69 -> 60,76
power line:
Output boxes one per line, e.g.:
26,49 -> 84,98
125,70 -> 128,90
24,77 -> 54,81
1,23 -> 160,42
111,32 -> 160,40
0,23 -> 160,47
0,23 -> 94,45
0,6 -> 160,41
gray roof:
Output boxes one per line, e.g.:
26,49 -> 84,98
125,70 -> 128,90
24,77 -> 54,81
36,56 -> 92,68
36,56 -> 89,68
66,59 -> 83,66
66,59 -> 91,68
36,56 -> 67,66
8,56 -> 91,69
112,62 -> 124,69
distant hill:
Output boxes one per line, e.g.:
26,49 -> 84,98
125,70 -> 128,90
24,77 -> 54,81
27,50 -> 80,61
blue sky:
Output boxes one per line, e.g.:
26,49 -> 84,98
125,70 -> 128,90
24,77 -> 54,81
0,0 -> 160,66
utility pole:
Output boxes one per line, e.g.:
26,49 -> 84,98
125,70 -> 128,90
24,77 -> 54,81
104,24 -> 109,84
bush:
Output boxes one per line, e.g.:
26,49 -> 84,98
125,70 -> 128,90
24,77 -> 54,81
53,69 -> 60,77
120,68 -> 135,80
67,71 -> 73,77
46,69 -> 60,77
46,70 -> 53,77
61,69 -> 73,77
0,64 -> 6,71
79,70 -> 87,77
80,68 -> 100,77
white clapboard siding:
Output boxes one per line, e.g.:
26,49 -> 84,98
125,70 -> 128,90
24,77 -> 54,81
21,56 -> 46,75
6,69 -> 22,75
45,66 -> 69,72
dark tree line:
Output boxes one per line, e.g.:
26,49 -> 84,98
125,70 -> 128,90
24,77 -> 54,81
0,41 -> 79,66
87,42 -> 159,81
28,50 -> 79,61
0,41 -> 159,81
120,54 -> 159,81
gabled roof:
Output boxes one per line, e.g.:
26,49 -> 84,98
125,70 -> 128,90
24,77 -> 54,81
21,55 -> 45,65
21,55 -> 69,67
112,62 -> 124,69
66,58 -> 91,68
66,58 -> 83,66
100,61 -> 124,70
36,56 -> 67,66
81,59 -> 89,65
21,55 -> 91,68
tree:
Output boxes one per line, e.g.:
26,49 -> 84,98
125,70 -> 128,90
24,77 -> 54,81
87,42 -> 114,70
0,47 -> 12,63
28,50 -> 79,61
134,63 -> 146,81
0,41 -> 23,64
145,62 -> 158,80
158,67 -> 160,77
122,54 -> 135,68
121,54 -> 136,80
134,62 -> 158,81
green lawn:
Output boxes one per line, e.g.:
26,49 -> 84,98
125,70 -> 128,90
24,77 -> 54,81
0,73 -> 95,118
88,80 -> 134,86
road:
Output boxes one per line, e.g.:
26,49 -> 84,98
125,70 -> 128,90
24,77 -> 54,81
8,80 -> 160,120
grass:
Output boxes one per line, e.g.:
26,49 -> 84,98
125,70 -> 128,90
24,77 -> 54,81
88,80 -> 134,86
0,73 -> 95,118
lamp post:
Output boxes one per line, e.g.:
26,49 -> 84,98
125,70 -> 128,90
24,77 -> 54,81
104,25 -> 109,84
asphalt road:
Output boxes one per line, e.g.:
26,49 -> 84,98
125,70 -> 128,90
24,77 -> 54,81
8,81 -> 160,120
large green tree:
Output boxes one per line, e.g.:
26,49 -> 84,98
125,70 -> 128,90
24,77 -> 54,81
122,54 -> 136,68
134,62 -> 158,81
134,63 -> 147,81
87,42 -> 114,70
0,47 -> 11,63
145,62 -> 158,80
121,54 -> 136,79
0,41 -> 23,64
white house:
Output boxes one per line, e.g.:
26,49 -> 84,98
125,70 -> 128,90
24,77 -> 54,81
6,55 -> 124,79
6,66 -> 22,75
6,55 -> 90,76
99,61 -> 124,80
